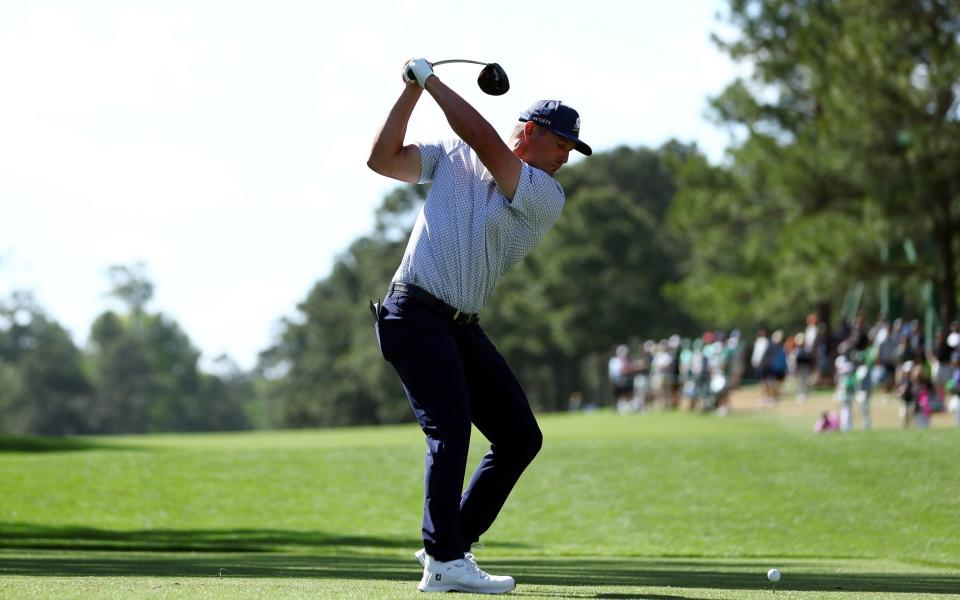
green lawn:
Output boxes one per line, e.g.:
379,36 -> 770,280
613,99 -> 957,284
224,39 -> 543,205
1,406 -> 958,598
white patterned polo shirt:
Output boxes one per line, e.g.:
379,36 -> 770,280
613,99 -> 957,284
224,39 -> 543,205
391,139 -> 565,313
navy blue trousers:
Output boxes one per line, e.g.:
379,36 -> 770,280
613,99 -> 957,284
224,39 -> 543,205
375,291 -> 542,561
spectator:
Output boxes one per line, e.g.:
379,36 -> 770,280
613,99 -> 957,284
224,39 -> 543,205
873,318 -> 901,395
897,360 -> 931,429
751,329 -> 771,405
813,410 -> 840,433
814,321 -> 833,387
726,330 -> 745,390
651,340 -> 676,409
679,337 -> 695,409
631,341 -> 654,410
835,354 -> 857,432
687,336 -> 710,411
947,321 -> 960,354
916,376 -> 935,428
803,313 -> 819,360
930,327 -> 953,409
763,330 -> 788,405
608,344 -> 635,407
704,332 -> 728,413
792,332 -> 813,403
947,351 -> 960,427
838,312 -> 869,356
904,320 -> 925,362
714,331 -> 743,417
854,346 -> 874,430
668,335 -> 683,409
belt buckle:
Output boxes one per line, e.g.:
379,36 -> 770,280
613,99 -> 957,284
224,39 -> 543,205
452,310 -> 477,325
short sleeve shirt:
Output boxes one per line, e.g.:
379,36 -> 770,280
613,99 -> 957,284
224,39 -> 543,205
392,139 -> 565,313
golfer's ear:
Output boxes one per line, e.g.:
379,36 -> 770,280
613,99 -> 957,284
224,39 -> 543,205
512,122 -> 536,152
523,121 -> 537,139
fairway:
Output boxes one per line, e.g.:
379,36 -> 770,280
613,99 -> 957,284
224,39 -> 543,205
1,394 -> 958,599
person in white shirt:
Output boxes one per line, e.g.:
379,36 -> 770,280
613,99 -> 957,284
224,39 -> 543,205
367,58 -> 591,594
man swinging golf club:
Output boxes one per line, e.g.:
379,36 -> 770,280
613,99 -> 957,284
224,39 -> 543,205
367,57 -> 591,594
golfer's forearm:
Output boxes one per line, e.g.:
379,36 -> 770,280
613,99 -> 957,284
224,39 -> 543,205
368,84 -> 423,180
425,76 -> 500,151
425,76 -> 519,198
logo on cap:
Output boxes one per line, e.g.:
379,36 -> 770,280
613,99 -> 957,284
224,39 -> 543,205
519,99 -> 592,156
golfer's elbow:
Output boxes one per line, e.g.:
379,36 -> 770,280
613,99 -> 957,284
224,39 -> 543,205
367,154 -> 403,181
366,148 -> 397,178
366,153 -> 387,175
367,155 -> 398,179
367,145 -> 421,183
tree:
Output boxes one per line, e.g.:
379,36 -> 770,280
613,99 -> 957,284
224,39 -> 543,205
89,311 -> 155,433
678,0 -> 960,330
88,266 -> 254,433
106,263 -> 154,323
260,186 -> 425,427
266,143 -> 701,422
485,143 -> 699,408
0,293 -> 94,435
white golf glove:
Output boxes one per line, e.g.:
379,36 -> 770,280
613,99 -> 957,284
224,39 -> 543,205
402,58 -> 433,87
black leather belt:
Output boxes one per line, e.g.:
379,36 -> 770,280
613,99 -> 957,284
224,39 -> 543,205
388,282 -> 480,326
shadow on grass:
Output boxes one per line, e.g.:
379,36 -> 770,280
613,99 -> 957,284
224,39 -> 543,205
0,523 -> 415,553
0,435 -> 127,453
0,548 -> 957,596
0,523 -> 528,554
500,558 -> 960,595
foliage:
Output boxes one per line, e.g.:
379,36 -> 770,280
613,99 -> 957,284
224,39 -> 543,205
0,269 -> 258,435
86,266 -> 255,433
0,293 -> 94,435
263,144 -> 699,424
484,144 -> 699,409
7,1 -> 959,431
673,0 -> 960,330
260,186 -> 426,427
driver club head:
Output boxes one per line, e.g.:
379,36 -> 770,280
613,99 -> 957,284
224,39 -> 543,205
477,63 -> 509,96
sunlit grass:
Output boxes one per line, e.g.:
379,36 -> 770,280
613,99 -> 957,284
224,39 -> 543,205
1,403 -> 958,598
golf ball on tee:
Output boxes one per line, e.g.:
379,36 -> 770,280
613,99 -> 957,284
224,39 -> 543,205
767,568 -> 781,583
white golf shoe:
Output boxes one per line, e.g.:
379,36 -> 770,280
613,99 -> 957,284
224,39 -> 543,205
415,544 -> 484,566
417,552 -> 515,594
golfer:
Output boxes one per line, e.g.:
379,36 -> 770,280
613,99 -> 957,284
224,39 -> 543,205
367,58 -> 591,594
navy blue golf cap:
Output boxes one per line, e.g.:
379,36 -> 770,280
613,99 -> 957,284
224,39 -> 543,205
519,100 -> 592,156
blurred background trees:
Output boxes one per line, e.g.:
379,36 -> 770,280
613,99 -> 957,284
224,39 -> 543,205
1,0 -> 957,432
0,265 -> 259,435
674,0 -> 960,335
0,292 -> 94,435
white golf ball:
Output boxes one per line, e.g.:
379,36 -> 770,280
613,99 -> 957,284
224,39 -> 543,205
767,568 -> 781,583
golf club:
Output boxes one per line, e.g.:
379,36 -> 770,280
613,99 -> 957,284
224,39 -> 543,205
409,59 -> 510,96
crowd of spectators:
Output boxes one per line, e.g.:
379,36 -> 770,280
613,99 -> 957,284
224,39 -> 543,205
607,330 -> 746,418
607,312 -> 960,431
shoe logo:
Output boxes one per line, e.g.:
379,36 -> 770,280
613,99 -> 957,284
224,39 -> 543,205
435,574 -> 441,581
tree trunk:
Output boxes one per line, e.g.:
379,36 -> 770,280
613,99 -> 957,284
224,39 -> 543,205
934,192 -> 957,324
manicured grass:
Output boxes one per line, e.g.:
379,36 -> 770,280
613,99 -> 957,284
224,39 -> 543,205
1,403 -> 958,598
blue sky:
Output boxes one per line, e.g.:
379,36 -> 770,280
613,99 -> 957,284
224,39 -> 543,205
1,0 -> 744,369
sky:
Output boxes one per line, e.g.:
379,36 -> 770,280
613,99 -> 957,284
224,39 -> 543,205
0,0 -> 745,371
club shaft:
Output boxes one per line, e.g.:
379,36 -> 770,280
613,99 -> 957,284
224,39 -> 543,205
431,59 -> 488,67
